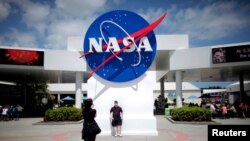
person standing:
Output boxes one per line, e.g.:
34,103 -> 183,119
210,104 -> 217,118
82,98 -> 98,141
221,104 -> 228,119
110,100 -> 123,137
154,98 -> 158,111
239,102 -> 248,118
2,105 -> 9,121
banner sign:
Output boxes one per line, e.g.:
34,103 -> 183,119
0,48 -> 44,66
212,45 -> 250,64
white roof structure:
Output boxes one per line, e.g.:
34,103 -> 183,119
1,35 -> 250,96
227,81 -> 250,92
164,42 -> 250,82
1,36 -> 249,84
203,89 -> 227,94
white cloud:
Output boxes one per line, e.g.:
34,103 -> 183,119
43,0 -> 108,49
0,1 -> 11,22
112,0 -> 125,5
45,18 -> 94,49
12,0 -> 50,34
138,1 -> 250,45
138,8 -> 168,35
5,0 -> 249,49
0,28 -> 38,48
139,8 -> 166,23
55,0 -> 107,18
166,1 -> 250,40
22,3 -> 50,34
22,2 -> 50,23
1,0 -> 109,49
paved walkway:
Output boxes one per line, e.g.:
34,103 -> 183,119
0,116 -> 249,141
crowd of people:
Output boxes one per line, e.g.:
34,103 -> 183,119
209,102 -> 248,119
0,104 -> 23,121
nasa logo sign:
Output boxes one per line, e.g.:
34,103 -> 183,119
83,10 -> 166,82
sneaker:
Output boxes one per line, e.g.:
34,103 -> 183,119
114,134 -> 118,137
118,134 -> 122,137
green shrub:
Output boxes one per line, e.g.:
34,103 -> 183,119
44,107 -> 83,121
171,106 -> 211,121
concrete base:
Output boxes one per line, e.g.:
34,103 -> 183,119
97,116 -> 158,136
87,71 -> 158,136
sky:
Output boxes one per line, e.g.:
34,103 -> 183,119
0,0 -> 249,88
0,0 -> 250,50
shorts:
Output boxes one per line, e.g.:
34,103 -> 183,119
112,118 -> 122,127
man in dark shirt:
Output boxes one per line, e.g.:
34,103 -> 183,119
110,100 -> 123,137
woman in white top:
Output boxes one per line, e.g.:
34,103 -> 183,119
2,106 -> 9,121
210,104 -> 217,118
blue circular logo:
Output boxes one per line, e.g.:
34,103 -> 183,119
83,10 -> 157,82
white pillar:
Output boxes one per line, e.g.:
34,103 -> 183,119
175,71 -> 183,108
75,72 -> 83,108
58,71 -> 61,106
57,94 -> 60,102
58,94 -> 60,106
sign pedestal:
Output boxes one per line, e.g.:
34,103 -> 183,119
87,71 -> 158,136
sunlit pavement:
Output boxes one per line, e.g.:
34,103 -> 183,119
0,116 -> 249,141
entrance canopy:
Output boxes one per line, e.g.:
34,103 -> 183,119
161,43 -> 250,83
0,46 -> 88,108
61,96 -> 75,101
227,81 -> 250,92
0,46 -> 88,84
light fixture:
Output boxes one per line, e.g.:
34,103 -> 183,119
0,81 -> 16,85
